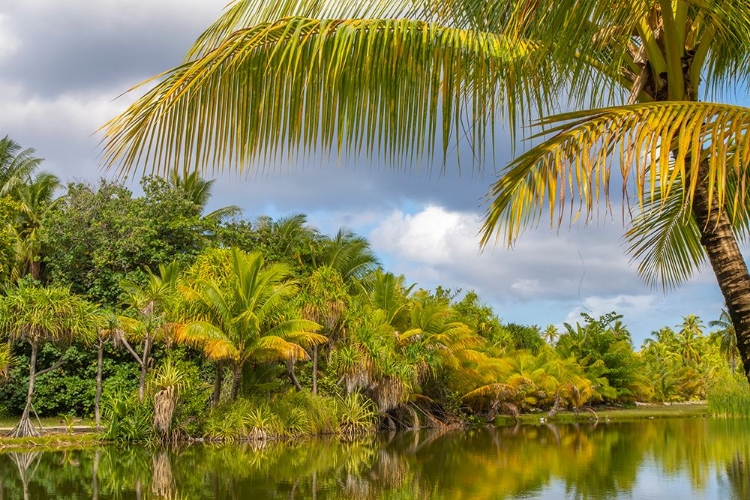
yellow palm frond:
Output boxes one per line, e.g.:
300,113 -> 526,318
463,382 -> 517,400
250,335 -> 310,362
482,102 -> 750,248
203,339 -> 239,361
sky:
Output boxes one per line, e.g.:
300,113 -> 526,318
0,0 -> 745,347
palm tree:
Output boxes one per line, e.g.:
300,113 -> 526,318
0,282 -> 98,437
177,248 -> 324,399
0,136 -> 42,196
120,261 -> 180,401
168,169 -> 240,220
14,172 -> 61,280
710,309 -> 739,375
542,325 -> 559,345
677,314 -> 704,365
100,1 -> 750,381
317,229 -> 380,292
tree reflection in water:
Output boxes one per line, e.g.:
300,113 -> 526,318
0,419 -> 748,499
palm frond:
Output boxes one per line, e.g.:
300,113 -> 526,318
482,101 -> 750,248
100,17 -> 544,177
250,335 -> 310,362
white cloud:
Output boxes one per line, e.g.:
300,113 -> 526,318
562,294 -> 658,327
367,204 -> 646,304
370,205 -> 480,265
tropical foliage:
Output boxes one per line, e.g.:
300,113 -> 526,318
0,136 -> 745,443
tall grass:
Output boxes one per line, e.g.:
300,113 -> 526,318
707,379 -> 750,417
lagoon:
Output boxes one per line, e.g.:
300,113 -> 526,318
1,418 -> 748,499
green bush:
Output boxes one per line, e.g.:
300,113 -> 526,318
103,391 -> 154,442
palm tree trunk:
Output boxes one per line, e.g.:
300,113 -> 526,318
95,340 -> 104,429
287,359 -> 303,391
212,360 -> 223,405
231,362 -> 242,400
692,166 -> 750,384
312,346 -> 318,394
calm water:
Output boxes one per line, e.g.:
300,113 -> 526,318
1,418 -> 749,499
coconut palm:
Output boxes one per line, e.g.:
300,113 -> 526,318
710,309 -> 739,375
0,136 -> 42,196
100,1 -> 750,381
677,314 -> 705,364
0,282 -> 98,437
14,172 -> 61,280
168,169 -> 240,220
542,325 -> 559,345
177,248 -> 324,399
317,229 -> 380,292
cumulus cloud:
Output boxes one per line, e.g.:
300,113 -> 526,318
368,204 -> 645,304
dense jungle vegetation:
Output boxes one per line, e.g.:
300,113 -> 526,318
0,136 -> 746,440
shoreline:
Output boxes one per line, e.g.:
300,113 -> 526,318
0,403 -> 716,450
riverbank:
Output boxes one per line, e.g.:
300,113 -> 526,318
0,403 -> 713,449
495,402 -> 710,425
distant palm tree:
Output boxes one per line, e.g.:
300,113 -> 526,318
710,309 -> 739,376
542,325 -> 559,345
14,172 -> 61,279
317,229 -> 380,291
178,249 -> 323,398
168,169 -> 239,220
677,315 -> 705,365
0,136 -> 42,196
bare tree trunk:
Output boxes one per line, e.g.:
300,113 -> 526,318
95,340 -> 104,430
138,335 -> 152,402
693,164 -> 750,384
213,360 -> 223,405
12,343 -> 66,438
312,346 -> 318,395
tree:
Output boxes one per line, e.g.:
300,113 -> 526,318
0,136 -> 42,196
14,172 -> 61,280
710,309 -> 739,375
542,325 -> 559,345
100,0 -> 750,382
0,282 -> 98,437
120,261 -> 180,401
42,179 -> 215,306
177,248 -> 324,399
677,314 -> 705,364
94,311 -> 125,429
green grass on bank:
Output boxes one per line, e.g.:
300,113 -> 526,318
0,432 -> 100,452
494,403 -> 709,425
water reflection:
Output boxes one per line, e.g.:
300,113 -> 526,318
0,419 -> 748,499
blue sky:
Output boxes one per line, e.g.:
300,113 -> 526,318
0,0 -> 745,346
